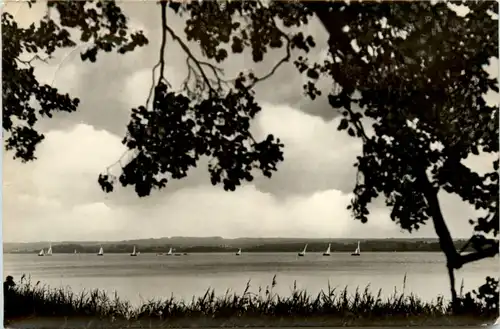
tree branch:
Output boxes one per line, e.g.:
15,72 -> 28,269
417,167 -> 460,263
164,24 -> 219,96
249,31 -> 291,88
458,242 -> 499,267
15,54 -> 51,67
158,0 -> 167,84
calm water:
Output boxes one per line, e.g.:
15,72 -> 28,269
3,252 -> 498,305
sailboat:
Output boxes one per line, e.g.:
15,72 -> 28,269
351,241 -> 361,256
46,244 -> 53,256
38,248 -> 45,256
323,243 -> 331,256
130,246 -> 137,256
97,246 -> 104,256
74,249 -> 77,254
298,244 -> 308,257
166,247 -> 173,256
236,248 -> 242,256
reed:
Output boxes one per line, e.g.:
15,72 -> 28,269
4,274 -> 497,327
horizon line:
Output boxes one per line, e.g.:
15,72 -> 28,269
4,236 -> 463,244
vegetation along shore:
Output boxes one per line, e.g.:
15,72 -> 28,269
4,275 -> 498,327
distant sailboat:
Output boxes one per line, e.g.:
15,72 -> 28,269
298,244 -> 308,257
166,247 -> 173,256
38,249 -> 45,256
130,245 -> 137,256
236,248 -> 242,256
323,244 -> 331,256
46,245 -> 53,256
74,249 -> 77,254
351,241 -> 361,256
97,246 -> 104,256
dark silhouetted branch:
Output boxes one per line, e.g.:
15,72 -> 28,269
158,0 -> 167,84
249,31 -> 291,88
15,55 -> 51,66
164,24 -> 219,96
458,242 -> 499,267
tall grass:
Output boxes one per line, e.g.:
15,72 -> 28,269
4,274 -> 496,326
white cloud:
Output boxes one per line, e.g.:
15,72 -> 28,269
4,116 -> 378,242
251,103 -> 361,194
29,124 -> 127,204
4,2 -> 496,243
4,104 -> 488,243
33,57 -> 81,96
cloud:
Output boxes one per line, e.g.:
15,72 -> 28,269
3,124 -> 128,242
251,103 -> 361,195
0,112 -> 392,243
4,107 -> 487,243
4,2 -> 496,243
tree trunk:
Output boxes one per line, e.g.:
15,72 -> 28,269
417,168 -> 461,312
305,2 -> 500,312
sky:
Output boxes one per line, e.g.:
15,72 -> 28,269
3,2 -> 498,242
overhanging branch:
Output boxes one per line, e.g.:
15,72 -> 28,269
164,24 -> 219,96
458,242 -> 499,267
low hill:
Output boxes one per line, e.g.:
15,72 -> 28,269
3,237 -> 472,254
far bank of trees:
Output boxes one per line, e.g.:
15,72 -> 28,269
10,239 -> 478,254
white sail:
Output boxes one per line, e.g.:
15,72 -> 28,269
74,249 -> 77,254
351,241 -> 361,256
38,249 -> 45,256
323,244 -> 331,256
298,244 -> 308,256
98,246 -> 104,256
131,245 -> 137,256
236,248 -> 242,256
166,247 -> 173,255
46,245 -> 53,256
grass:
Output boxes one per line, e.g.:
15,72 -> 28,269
4,274 -> 498,328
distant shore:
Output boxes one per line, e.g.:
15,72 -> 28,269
4,238 -> 476,254
4,274 -> 497,328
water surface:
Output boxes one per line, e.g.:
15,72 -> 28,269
4,252 -> 497,305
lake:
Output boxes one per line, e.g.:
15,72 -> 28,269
3,252 -> 498,306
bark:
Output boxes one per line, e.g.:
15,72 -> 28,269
417,168 -> 461,311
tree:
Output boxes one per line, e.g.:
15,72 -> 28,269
3,0 -> 148,161
4,1 -> 498,312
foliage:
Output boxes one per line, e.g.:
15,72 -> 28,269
98,1 -> 498,243
99,78 -> 284,196
99,1 -> 318,195
99,0 -> 499,308
2,0 -> 147,161
4,275 -> 498,326
456,276 -> 499,315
